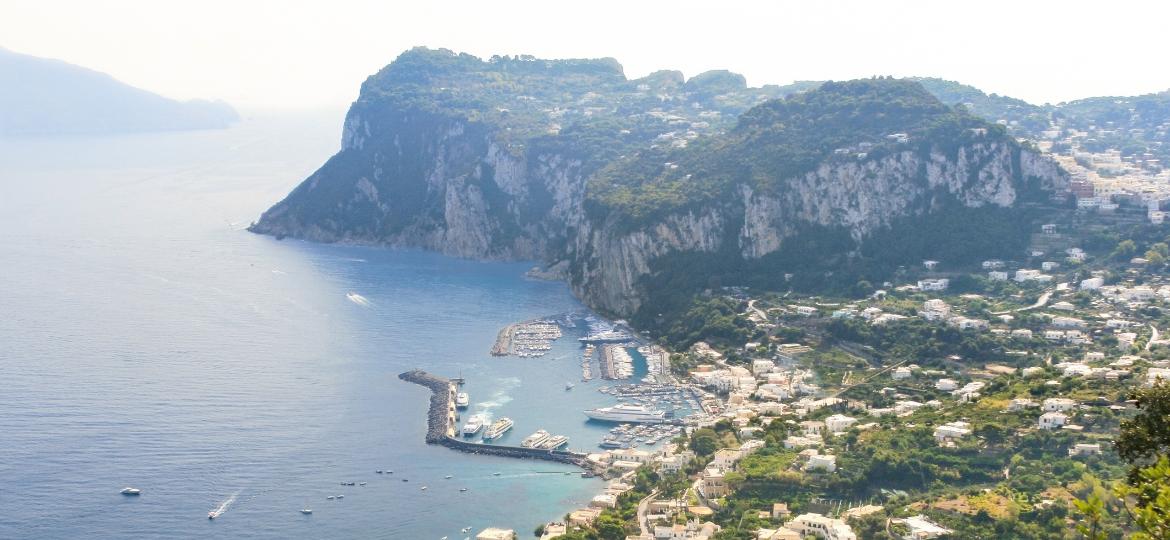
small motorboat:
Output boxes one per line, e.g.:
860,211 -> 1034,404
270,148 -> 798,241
459,488 -> 468,492
444,475 -> 453,479
462,527 -> 472,533
359,482 -> 366,486
120,487 -> 141,496
376,470 -> 383,474
300,508 -> 312,515
208,512 -> 216,520
402,478 -> 409,482
336,495 -> 344,499
492,472 -> 501,476
326,496 -> 335,500
420,486 -> 428,491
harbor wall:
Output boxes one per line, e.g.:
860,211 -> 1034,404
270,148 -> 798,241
398,370 -> 590,467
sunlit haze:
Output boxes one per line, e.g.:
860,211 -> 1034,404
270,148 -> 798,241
4,0 -> 1168,109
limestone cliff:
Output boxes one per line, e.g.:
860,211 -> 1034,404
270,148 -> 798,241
251,50 -> 1069,318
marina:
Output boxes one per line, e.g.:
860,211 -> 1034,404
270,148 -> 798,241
489,319 -> 563,358
598,344 -> 634,380
581,344 -> 595,381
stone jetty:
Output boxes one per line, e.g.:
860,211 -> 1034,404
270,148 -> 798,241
398,370 -> 593,468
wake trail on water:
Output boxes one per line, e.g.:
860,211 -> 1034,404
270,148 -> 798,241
209,490 -> 240,519
346,292 -> 372,307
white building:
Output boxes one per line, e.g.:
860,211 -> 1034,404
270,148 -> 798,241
988,271 -> 1009,281
933,421 -> 972,443
1007,398 -> 1037,411
1081,277 -> 1104,290
935,378 -> 958,391
918,279 -> 949,291
805,453 -> 837,473
1147,367 -> 1170,387
1069,443 -> 1102,457
892,366 -> 913,380
825,414 -> 858,434
1043,398 -> 1076,412
921,299 -> 951,321
896,515 -> 953,539
1039,411 -> 1068,430
788,513 -> 856,540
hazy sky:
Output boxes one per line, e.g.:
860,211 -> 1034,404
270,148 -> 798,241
3,0 -> 1167,109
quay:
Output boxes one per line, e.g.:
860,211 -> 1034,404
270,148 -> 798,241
398,370 -> 598,470
489,324 -> 519,356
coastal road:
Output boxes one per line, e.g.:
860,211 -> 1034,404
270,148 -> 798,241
747,299 -> 768,321
636,488 -> 660,537
990,289 -> 1053,315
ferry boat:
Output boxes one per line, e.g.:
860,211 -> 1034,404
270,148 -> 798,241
461,415 -> 485,436
455,392 -> 470,409
539,435 -> 569,449
519,429 -> 551,448
584,403 -> 667,424
483,417 -> 514,440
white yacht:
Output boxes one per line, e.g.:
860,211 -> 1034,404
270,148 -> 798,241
483,417 -> 514,440
455,392 -> 469,409
120,487 -> 141,496
519,429 -> 551,448
461,415 -> 484,436
584,403 -> 667,424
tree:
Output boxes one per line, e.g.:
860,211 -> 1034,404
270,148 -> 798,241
690,428 -> 720,456
1073,493 -> 1109,540
1114,240 -> 1138,261
1117,384 -> 1170,473
1116,457 -> 1170,540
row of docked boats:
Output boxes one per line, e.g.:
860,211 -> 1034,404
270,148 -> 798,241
599,422 -> 682,449
460,415 -> 570,449
518,429 -> 570,450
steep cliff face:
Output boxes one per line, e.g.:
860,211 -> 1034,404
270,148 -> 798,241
251,107 -> 587,260
252,50 -> 1070,318
569,140 -> 1067,315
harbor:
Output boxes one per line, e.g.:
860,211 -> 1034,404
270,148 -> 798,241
398,370 -> 595,469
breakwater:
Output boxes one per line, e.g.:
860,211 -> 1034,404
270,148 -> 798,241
398,370 -> 591,467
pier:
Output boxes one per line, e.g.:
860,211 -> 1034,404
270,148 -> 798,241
398,370 -> 595,469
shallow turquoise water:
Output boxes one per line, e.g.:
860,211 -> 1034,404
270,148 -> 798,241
0,113 -> 619,539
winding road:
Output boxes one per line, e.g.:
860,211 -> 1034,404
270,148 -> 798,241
990,289 -> 1053,316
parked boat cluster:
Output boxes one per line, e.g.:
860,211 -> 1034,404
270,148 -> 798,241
581,344 -> 595,381
599,344 -> 634,380
599,423 -> 683,449
490,319 -> 563,358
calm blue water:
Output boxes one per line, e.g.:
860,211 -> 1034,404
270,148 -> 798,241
0,112 -> 622,539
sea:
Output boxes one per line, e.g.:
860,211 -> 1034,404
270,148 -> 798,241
0,111 -> 645,539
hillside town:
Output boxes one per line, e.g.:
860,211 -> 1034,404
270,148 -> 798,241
516,212 -> 1170,540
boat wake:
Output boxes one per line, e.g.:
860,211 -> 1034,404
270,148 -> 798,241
208,491 -> 239,519
346,292 -> 372,307
475,377 -> 520,412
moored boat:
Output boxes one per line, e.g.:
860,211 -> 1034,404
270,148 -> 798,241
483,417 -> 514,440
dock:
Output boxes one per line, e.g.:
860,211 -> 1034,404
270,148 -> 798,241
398,370 -> 595,469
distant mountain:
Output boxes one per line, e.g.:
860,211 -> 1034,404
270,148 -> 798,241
909,77 -> 1051,135
0,47 -> 237,136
